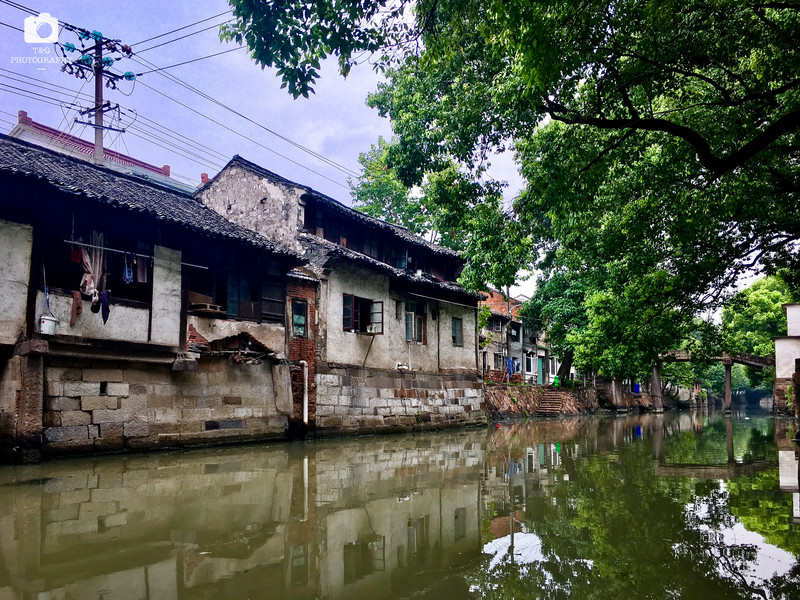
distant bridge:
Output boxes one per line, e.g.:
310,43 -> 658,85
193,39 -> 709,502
649,351 -> 775,413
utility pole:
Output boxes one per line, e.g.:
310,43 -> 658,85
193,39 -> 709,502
59,28 -> 135,163
93,41 -> 103,163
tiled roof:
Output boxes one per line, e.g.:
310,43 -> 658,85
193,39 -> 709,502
0,134 -> 301,259
299,233 -> 482,301
202,155 -> 462,259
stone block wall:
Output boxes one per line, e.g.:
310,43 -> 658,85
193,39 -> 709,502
774,377 -> 790,413
314,366 -> 486,432
38,356 -> 288,457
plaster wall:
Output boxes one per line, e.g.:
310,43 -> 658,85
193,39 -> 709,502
150,246 -> 181,347
35,290 -> 150,342
188,315 -> 287,358
786,304 -> 800,336
322,265 -> 477,372
0,219 -> 32,345
775,338 -> 800,378
197,164 -> 303,252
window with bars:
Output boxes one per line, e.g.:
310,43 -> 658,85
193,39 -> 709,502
451,317 -> 463,347
292,299 -> 307,337
343,294 -> 384,334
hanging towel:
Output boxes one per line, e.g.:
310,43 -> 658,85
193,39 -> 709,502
123,252 -> 133,285
101,290 -> 110,324
70,291 -> 82,327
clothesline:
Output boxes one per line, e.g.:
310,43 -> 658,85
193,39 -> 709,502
63,239 -> 209,270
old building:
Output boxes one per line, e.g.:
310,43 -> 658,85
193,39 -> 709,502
774,303 -> 800,413
0,134 -> 303,460
196,156 -> 486,432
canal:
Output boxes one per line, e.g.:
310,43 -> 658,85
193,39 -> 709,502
1,410 -> 798,599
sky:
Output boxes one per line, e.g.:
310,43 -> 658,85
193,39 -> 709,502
0,0 -> 530,294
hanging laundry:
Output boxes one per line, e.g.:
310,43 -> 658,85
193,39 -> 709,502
123,252 -> 133,284
101,290 -> 110,324
70,291 -> 82,327
80,231 -> 104,299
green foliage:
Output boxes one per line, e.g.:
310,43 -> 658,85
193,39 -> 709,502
228,0 -> 800,374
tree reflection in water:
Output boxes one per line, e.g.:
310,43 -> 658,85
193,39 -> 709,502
475,415 -> 800,600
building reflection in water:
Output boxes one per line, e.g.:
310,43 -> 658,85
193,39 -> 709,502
0,433 -> 482,600
1,413 -> 799,600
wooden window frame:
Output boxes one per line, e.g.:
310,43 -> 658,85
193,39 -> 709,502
451,316 -> 463,347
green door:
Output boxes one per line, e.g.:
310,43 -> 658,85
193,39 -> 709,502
537,357 -> 544,384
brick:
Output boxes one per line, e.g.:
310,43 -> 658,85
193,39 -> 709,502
63,382 -> 101,397
44,426 -> 89,442
43,411 -> 61,427
46,396 -> 80,411
91,409 -> 129,424
60,411 -> 92,426
120,396 -> 147,411
45,381 -> 62,396
106,383 -> 129,397
99,422 -> 124,438
129,383 -> 147,395
124,421 -> 149,438
82,396 -> 118,411
82,369 -> 124,383
103,512 -> 128,528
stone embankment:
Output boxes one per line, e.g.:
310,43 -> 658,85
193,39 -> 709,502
483,383 -> 598,418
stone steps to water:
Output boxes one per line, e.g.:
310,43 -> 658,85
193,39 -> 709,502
538,390 -> 567,415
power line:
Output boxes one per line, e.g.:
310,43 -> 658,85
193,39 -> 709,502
0,20 -> 23,32
135,18 -> 234,54
135,45 -> 246,75
130,9 -> 231,47
134,77 -> 350,190
132,54 -> 361,178
0,0 -> 35,16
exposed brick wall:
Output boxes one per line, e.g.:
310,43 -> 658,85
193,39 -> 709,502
37,356 -> 288,457
287,278 -> 317,425
314,367 -> 486,432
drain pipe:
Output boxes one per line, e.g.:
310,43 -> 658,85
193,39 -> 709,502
300,360 -> 309,425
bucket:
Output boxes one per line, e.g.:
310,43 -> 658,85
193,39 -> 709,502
40,313 -> 58,335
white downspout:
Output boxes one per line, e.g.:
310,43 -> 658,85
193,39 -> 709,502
300,360 -> 309,425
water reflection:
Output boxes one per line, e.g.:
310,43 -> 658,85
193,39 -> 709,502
0,412 -> 799,599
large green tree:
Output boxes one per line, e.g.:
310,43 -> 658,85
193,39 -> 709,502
223,0 -> 800,376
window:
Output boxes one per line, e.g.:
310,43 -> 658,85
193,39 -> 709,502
451,317 -> 463,347
343,535 -> 385,583
525,354 -> 533,374
188,270 -> 285,323
292,299 -> 307,337
343,294 -> 384,333
510,323 -> 520,341
405,301 -> 426,343
494,353 -> 503,370
492,318 -> 502,333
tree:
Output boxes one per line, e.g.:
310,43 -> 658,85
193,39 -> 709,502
224,0 -> 800,373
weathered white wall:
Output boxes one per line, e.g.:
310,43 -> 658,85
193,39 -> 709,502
150,245 -> 181,347
786,304 -> 800,336
775,338 -> 800,378
197,164 -> 303,252
323,265 -> 477,372
188,316 -> 287,359
0,219 -> 32,345
36,290 -> 150,342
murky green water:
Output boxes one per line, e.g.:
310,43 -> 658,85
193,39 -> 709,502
1,410 -> 799,599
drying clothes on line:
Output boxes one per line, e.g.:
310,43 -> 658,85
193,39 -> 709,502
70,291 -> 82,327
123,252 -> 133,285
101,290 -> 110,324
80,231 -> 104,302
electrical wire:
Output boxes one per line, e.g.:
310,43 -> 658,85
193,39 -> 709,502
132,54 -> 361,178
135,45 -> 245,75
130,9 -> 231,47
135,18 -> 234,54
